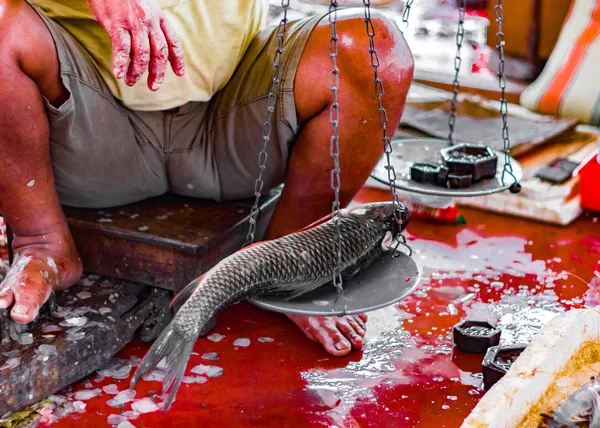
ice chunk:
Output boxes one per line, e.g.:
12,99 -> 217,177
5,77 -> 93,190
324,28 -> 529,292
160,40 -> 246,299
67,332 -> 86,341
107,414 -> 127,425
73,401 -> 86,412
36,344 -> 57,356
76,291 -> 92,299
206,333 -> 224,342
60,316 -> 88,327
131,398 -> 159,414
103,384 -> 120,395
190,364 -> 223,378
74,389 -> 101,401
201,352 -> 219,361
233,338 -> 250,347
113,389 -> 136,405
182,376 -> 207,384
0,357 -> 20,371
258,337 -> 274,343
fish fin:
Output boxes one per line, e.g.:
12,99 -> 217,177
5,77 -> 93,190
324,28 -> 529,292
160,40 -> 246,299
295,212 -> 334,233
170,276 -> 204,309
130,321 -> 195,414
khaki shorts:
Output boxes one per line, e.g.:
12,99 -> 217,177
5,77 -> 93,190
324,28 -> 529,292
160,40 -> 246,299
34,8 -> 323,208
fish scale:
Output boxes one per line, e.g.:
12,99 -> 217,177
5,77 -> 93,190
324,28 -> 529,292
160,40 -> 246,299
131,202 -> 409,412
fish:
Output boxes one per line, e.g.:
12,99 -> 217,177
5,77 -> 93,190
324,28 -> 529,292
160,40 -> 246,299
130,201 -> 410,412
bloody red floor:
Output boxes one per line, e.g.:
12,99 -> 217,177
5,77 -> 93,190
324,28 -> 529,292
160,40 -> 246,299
7,187 -> 600,427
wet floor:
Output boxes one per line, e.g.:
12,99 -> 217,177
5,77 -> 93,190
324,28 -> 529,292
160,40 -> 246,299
3,187 -> 600,427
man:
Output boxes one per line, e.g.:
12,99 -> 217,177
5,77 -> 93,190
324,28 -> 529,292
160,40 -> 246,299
0,0 -> 413,356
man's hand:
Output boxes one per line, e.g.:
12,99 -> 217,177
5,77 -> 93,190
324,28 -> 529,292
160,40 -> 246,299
88,0 -> 185,91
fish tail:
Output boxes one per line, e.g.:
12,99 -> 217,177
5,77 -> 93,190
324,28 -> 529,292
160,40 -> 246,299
130,321 -> 195,414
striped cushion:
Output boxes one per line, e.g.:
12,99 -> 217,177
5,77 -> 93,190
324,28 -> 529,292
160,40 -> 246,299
520,0 -> 600,125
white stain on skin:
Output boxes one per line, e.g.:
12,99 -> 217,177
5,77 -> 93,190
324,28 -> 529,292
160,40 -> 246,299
46,257 -> 59,275
1,256 -> 33,294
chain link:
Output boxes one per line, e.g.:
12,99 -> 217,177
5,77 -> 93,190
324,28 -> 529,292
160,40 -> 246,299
362,1 -> 405,239
328,1 -> 345,309
494,0 -> 518,187
448,0 -> 466,146
243,0 -> 290,247
400,0 -> 415,33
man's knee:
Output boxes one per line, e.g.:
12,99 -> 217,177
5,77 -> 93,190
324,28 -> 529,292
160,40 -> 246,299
0,0 -> 33,43
334,10 -> 414,101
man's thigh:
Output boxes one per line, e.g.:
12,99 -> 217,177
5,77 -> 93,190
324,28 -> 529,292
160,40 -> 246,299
173,14 -> 325,202
33,8 -> 168,209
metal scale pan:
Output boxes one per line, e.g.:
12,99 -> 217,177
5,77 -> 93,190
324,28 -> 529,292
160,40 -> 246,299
250,251 -> 421,316
371,137 -> 524,197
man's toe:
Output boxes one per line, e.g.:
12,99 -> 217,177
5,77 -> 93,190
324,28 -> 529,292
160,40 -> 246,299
11,275 -> 50,323
337,319 -> 364,349
312,321 -> 352,356
348,316 -> 366,337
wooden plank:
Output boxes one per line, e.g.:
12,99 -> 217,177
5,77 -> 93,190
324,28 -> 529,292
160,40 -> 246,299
63,188 -> 282,294
400,93 -> 578,157
0,276 -> 172,417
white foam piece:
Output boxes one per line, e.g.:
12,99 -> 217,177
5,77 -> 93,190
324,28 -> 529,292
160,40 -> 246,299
461,308 -> 600,428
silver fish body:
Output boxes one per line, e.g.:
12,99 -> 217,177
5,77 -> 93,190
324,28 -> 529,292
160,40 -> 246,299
131,201 -> 409,411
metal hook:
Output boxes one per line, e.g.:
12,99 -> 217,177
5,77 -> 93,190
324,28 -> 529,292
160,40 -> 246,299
392,234 -> 413,258
333,287 -> 348,316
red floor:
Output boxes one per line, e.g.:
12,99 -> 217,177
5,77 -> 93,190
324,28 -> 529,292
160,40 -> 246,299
7,187 -> 600,427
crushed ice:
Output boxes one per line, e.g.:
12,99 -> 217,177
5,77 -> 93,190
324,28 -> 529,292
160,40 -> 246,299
131,398 -> 159,414
35,344 -> 57,356
201,352 -> 219,361
190,364 -> 223,378
74,389 -> 101,401
103,384 -> 120,395
107,414 -> 127,425
206,333 -> 224,342
76,291 -> 92,299
60,316 -> 88,327
233,338 -> 250,347
107,389 -> 136,407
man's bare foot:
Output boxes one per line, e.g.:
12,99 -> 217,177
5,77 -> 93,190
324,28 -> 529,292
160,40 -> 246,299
0,227 -> 82,324
287,313 -> 367,356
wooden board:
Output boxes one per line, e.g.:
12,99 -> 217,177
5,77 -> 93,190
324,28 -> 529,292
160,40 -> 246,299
400,94 -> 578,157
63,187 -> 282,294
455,125 -> 599,226
0,276 -> 171,417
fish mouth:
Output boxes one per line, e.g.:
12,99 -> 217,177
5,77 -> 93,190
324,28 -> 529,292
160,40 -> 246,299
347,201 -> 409,235
381,231 -> 413,256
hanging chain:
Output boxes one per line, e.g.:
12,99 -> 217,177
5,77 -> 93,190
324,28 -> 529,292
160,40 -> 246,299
400,0 -> 415,32
328,1 -> 345,308
448,0 -> 466,146
363,1 -> 406,249
494,0 -> 518,189
243,0 -> 290,247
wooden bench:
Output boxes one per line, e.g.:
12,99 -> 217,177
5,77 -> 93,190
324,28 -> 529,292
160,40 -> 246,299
63,187 -> 282,294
